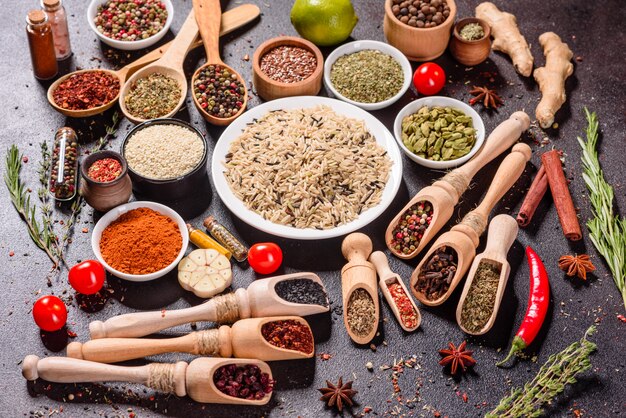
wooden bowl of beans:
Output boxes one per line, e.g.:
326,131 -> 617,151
252,36 -> 323,101
383,0 -> 457,61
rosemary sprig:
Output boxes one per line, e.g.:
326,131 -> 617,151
577,108 -> 626,310
37,141 -> 63,263
486,326 -> 597,418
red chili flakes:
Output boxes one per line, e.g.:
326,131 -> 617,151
9,251 -> 14,257
161,308 -> 166,318
618,314 -> 626,323
67,329 -> 77,338
52,70 -> 120,111
22,156 -> 29,163
87,157 -> 123,182
81,228 -> 88,233
261,319 -> 314,354
387,282 -> 418,328
319,352 -> 333,361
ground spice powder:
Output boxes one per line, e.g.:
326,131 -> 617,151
99,207 -> 182,274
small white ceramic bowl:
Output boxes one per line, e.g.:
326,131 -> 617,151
91,201 -> 189,282
323,40 -> 412,111
393,96 -> 485,169
87,0 -> 174,51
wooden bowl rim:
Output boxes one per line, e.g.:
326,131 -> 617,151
452,17 -> 491,44
384,0 -> 457,32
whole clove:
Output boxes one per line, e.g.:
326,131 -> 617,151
415,246 -> 458,300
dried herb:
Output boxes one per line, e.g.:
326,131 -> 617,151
460,22 -> 485,41
460,261 -> 500,332
124,72 -> 181,119
559,254 -> 596,280
486,326 -> 597,418
438,341 -> 476,375
346,288 -> 376,337
469,85 -> 503,109
318,377 -> 357,412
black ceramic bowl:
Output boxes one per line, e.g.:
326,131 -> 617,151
121,118 -> 210,205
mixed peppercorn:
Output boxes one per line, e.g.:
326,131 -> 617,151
193,64 -> 245,118
94,0 -> 168,41
389,201 -> 433,255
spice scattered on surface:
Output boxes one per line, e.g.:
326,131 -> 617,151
330,49 -> 404,103
260,45 -> 317,83
390,201 -> 433,255
203,216 -> 249,262
52,71 -> 120,110
415,246 -> 458,301
391,0 -> 450,28
438,341 -> 476,375
87,157 -> 123,182
261,319 -> 314,354
274,278 -> 328,307
460,261 -> 501,332
124,124 -> 204,180
48,127 -> 79,200
387,281 -> 419,329
318,377 -> 357,412
469,85 -> 503,109
459,23 -> 485,41
193,64 -> 245,118
346,288 -> 376,337
559,254 -> 596,280
124,72 -> 181,119
213,364 -> 274,400
94,0 -> 168,41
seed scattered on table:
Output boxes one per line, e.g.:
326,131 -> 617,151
260,45 -> 317,83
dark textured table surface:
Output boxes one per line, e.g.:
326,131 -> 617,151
1,0 -> 625,417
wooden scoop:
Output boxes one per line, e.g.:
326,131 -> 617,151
341,233 -> 380,345
22,355 -> 272,405
410,143 -> 531,306
456,214 -> 518,335
68,316 -> 313,363
370,251 -> 421,332
385,111 -> 530,260
191,0 -> 248,125
89,273 -> 329,339
46,4 -> 260,118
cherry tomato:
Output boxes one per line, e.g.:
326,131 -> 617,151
248,243 -> 283,275
33,295 -> 67,332
69,260 -> 106,295
412,62 -> 446,96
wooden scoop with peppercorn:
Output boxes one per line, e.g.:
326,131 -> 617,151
89,273 -> 329,339
385,111 -> 530,260
22,356 -> 274,405
410,143 -> 531,306
68,316 -> 314,363
191,0 -> 248,126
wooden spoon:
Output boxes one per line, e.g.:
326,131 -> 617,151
89,273 -> 329,339
191,0 -> 248,125
22,355 -> 272,405
410,143 -> 531,306
456,214 -> 518,335
68,316 -> 314,363
369,251 -> 421,332
385,111 -> 530,260
46,4 -> 260,118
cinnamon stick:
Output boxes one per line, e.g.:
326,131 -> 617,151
541,150 -> 582,241
516,165 -> 548,227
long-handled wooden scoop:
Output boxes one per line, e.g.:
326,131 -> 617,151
46,4 -> 260,118
89,273 -> 329,339
22,356 -> 272,405
68,316 -> 313,363
385,111 -> 530,260
456,214 -> 518,335
191,0 -> 248,125
410,143 -> 531,306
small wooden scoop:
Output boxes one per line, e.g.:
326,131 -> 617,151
68,316 -> 313,363
456,214 -> 518,335
89,273 -> 329,339
341,233 -> 380,345
370,251 -> 421,332
46,4 -> 260,118
410,143 -> 531,306
191,0 -> 248,125
22,355 -> 272,405
385,111 -> 530,259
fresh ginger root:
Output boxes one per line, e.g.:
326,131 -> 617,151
476,2 -> 533,77
533,32 -> 574,129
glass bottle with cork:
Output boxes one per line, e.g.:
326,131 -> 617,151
186,224 -> 232,259
204,216 -> 249,262
26,9 -> 58,80
41,0 -> 72,60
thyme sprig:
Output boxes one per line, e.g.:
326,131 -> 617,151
37,141 -> 64,264
577,108 -> 626,310
486,326 -> 597,418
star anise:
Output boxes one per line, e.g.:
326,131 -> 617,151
469,86 -> 503,109
318,377 -> 357,412
438,341 -> 476,374
559,254 -> 596,280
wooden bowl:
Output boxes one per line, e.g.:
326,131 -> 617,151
252,36 -> 323,101
383,0 -> 457,61
449,17 -> 491,66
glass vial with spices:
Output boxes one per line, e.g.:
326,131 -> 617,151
203,216 -> 249,262
41,0 -> 72,60
48,127 -> 79,201
26,10 -> 58,80
187,224 -> 232,259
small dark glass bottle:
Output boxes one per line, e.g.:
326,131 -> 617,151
26,9 -> 58,80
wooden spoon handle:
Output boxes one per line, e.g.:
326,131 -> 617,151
194,0 -> 223,63
484,214 -> 519,257
159,10 -> 203,68
369,251 -> 395,280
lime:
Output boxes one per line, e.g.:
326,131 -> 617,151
290,0 -> 358,47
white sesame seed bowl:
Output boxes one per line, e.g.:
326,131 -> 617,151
87,0 -> 174,51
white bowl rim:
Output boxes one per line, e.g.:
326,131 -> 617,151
87,0 -> 174,50
91,201 -> 189,282
393,96 -> 486,169
323,40 -> 412,111
211,96 -> 403,240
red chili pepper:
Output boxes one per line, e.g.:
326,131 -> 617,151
497,246 -> 550,367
